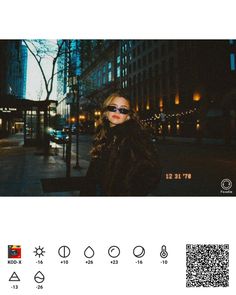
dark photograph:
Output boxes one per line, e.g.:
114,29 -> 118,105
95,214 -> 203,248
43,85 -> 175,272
0,40 -> 235,196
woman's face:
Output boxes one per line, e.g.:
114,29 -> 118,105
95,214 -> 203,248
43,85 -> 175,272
106,96 -> 130,127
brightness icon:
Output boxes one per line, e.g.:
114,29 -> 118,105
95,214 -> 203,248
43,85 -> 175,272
33,246 -> 45,258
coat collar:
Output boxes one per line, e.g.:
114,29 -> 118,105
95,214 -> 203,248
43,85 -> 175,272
107,119 -> 139,137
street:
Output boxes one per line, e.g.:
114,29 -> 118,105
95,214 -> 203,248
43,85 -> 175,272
63,134 -> 236,196
0,133 -> 235,196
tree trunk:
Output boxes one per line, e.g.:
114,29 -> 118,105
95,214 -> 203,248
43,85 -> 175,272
43,104 -> 50,155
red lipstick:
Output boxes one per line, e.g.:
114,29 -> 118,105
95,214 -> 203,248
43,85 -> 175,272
112,115 -> 120,119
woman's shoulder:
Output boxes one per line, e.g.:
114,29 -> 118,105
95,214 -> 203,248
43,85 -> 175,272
120,120 -> 154,150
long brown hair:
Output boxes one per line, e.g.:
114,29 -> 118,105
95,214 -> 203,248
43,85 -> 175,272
90,91 -> 140,158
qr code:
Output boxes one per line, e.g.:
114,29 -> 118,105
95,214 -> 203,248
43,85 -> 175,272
186,244 -> 229,287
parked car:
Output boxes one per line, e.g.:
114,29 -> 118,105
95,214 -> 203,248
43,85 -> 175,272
47,127 -> 55,139
52,130 -> 69,144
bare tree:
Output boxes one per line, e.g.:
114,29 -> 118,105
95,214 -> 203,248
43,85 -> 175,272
23,39 -> 66,101
23,39 -> 68,153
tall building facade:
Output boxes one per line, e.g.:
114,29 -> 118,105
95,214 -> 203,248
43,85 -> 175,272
0,40 -> 28,137
77,39 -> 236,138
57,40 -> 80,126
0,40 -> 28,98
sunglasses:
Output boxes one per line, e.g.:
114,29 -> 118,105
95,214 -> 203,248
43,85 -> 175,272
107,105 -> 130,115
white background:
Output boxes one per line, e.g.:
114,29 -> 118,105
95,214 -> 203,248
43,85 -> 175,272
0,198 -> 235,294
1,1 -> 236,294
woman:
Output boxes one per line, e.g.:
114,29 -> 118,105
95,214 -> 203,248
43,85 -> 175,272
81,91 -> 162,196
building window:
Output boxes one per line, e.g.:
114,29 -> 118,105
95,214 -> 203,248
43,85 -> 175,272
137,45 -> 141,55
162,60 -> 166,74
103,65 -> 106,74
143,56 -> 146,67
161,43 -> 166,56
138,59 -> 141,68
155,47 -> 159,59
125,68 -> 127,75
142,41 -> 146,51
148,52 -> 152,63
169,57 -> 174,72
108,62 -> 112,82
108,71 -> 112,82
148,67 -> 152,79
230,53 -> 236,71
117,66 -> 120,77
97,70 -> 101,86
117,56 -> 120,64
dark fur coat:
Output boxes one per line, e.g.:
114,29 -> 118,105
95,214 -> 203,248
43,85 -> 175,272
81,119 -> 162,196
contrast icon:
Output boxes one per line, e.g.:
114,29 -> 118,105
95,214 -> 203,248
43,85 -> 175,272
33,246 -> 45,258
58,246 -> 71,258
108,246 -> 120,258
34,271 -> 45,284
9,272 -> 20,282
160,245 -> 168,258
84,246 -> 95,259
133,246 -> 145,258
8,245 -> 21,259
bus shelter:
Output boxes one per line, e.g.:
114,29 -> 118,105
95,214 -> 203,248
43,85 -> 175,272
0,95 -> 57,146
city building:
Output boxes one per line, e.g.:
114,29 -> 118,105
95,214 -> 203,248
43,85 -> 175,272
0,40 -> 28,137
56,39 -> 236,139
57,40 -> 80,128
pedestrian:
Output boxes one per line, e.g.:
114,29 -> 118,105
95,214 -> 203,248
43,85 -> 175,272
80,91 -> 162,196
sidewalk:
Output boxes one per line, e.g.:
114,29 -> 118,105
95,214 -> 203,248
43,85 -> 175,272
0,133 -> 235,196
0,133 -> 90,196
156,135 -> 236,145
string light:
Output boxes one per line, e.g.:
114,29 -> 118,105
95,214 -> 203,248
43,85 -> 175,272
140,108 -> 198,123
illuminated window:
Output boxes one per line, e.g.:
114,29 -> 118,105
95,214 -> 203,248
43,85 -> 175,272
117,56 -> 120,64
117,66 -> 120,77
230,53 -> 236,71
175,94 -> 180,105
108,72 -> 112,82
97,70 -> 101,86
108,62 -> 112,70
193,92 -> 201,101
